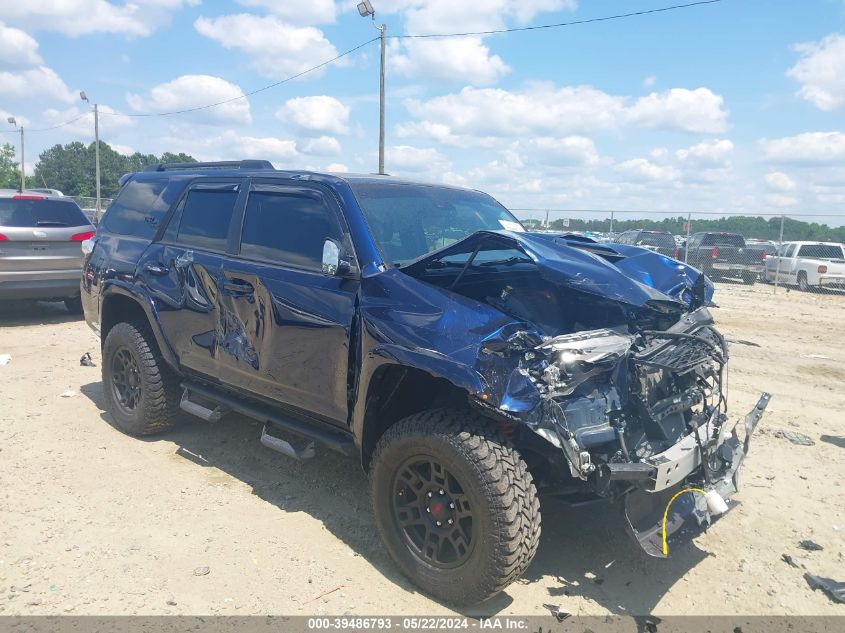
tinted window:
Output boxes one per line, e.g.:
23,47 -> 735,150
701,234 -> 744,247
239,190 -> 339,269
635,232 -> 675,249
176,186 -> 239,252
101,178 -> 186,238
0,198 -> 91,228
797,244 -> 844,259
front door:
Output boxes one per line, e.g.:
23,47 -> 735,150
216,180 -> 358,426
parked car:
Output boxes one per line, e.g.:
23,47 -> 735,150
82,161 -> 769,605
614,229 -> 678,258
0,189 -> 95,312
746,239 -> 778,260
679,232 -> 765,284
763,241 -> 845,291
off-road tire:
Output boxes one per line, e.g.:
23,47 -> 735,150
102,321 -> 181,436
797,271 -> 811,292
64,296 -> 83,314
370,409 -> 541,605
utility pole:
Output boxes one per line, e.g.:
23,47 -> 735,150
378,21 -> 387,175
609,210 -> 615,235
685,212 -> 692,264
6,117 -> 23,192
80,91 -> 101,223
358,1 -> 386,175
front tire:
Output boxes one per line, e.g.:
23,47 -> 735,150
64,296 -> 83,314
102,322 -> 181,436
370,409 -> 541,605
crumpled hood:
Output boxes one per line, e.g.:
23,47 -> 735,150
403,230 -> 713,313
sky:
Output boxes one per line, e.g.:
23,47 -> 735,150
1,0 -> 844,225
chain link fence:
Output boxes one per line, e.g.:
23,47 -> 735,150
509,209 -> 845,295
69,196 -> 113,223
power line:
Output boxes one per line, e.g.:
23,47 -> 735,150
511,208 -> 845,219
99,36 -> 380,119
1,111 -> 91,136
392,0 -> 722,39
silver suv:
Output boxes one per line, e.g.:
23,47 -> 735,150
0,190 -> 95,313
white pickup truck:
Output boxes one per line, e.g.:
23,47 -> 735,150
763,241 -> 845,291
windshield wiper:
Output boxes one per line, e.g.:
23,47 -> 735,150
479,256 -> 533,266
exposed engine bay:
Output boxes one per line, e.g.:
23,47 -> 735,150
402,230 -> 771,556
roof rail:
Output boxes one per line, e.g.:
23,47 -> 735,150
143,160 -> 275,172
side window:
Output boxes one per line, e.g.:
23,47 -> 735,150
174,184 -> 240,252
785,245 -> 797,258
239,189 -> 341,270
101,178 -> 185,238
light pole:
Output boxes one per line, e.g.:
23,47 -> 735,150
80,91 -> 101,223
7,117 -> 24,192
358,1 -> 386,175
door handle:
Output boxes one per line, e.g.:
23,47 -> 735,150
143,262 -> 169,276
223,278 -> 254,295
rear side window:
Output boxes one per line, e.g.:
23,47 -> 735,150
0,198 -> 90,228
797,244 -> 844,259
701,234 -> 744,247
637,232 -> 674,248
239,190 -> 340,270
175,185 -> 240,252
101,178 -> 186,238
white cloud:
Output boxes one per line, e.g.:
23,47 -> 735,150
126,75 -> 251,124
2,1 -> 199,38
194,14 -> 339,80
402,84 -> 729,145
765,171 -> 797,192
675,138 -> 734,165
628,88 -> 728,134
301,136 -> 342,156
163,128 -> 300,164
388,145 -> 449,172
326,163 -> 349,173
765,194 -> 799,207
42,105 -> 134,138
235,0 -> 337,25
384,0 -> 574,85
109,143 -> 135,156
277,96 -> 349,135
788,33 -> 845,111
512,136 -> 600,166
643,75 -> 657,88
0,21 -> 42,67
615,158 -> 680,182
760,132 -> 845,164
0,66 -> 76,104
391,37 -> 509,85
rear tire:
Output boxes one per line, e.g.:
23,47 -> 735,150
370,409 -> 541,605
798,271 -> 811,292
741,271 -> 756,285
102,322 -> 181,436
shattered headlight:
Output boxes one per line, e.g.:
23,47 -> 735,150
537,328 -> 634,395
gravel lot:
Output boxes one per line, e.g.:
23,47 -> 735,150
1,282 -> 843,616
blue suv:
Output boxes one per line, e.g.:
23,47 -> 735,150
82,160 -> 769,605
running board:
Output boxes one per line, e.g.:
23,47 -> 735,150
260,424 -> 315,461
181,381 -> 356,458
180,388 -> 228,422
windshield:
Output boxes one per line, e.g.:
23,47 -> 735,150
349,182 -> 523,266
701,234 -> 744,248
797,244 -> 844,259
0,198 -> 91,228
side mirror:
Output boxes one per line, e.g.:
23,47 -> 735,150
322,239 -> 352,276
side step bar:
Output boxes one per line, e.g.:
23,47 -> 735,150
180,388 -> 228,422
182,381 -> 356,458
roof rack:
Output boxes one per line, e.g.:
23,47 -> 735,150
144,160 -> 275,172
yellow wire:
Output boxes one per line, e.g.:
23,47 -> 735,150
661,487 -> 708,556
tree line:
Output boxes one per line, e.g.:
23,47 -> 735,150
1,140 -> 196,198
524,214 -> 845,243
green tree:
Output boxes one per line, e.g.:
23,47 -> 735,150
32,141 -> 197,197
0,143 -> 21,189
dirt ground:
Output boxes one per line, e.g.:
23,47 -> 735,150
0,282 -> 843,617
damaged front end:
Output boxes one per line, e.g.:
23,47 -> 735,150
402,231 -> 770,558
512,308 -> 771,557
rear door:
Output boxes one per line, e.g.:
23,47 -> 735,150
138,179 -> 246,378
0,196 -> 94,282
215,179 -> 358,426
